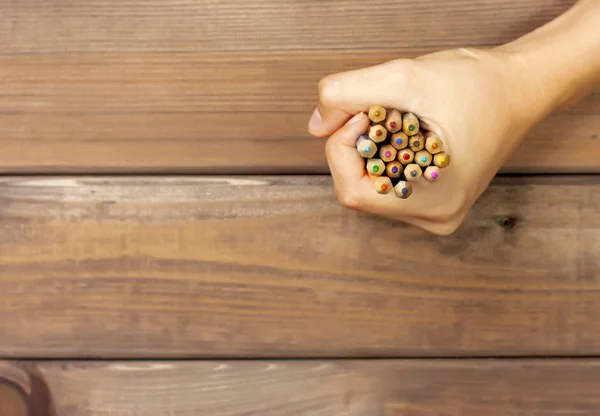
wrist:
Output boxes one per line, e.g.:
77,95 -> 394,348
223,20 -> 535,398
496,0 -> 600,125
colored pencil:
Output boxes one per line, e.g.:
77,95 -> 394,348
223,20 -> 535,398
433,152 -> 451,168
369,124 -> 388,143
425,133 -> 443,154
402,112 -> 420,136
397,148 -> 414,165
356,135 -> 377,158
384,109 -> 403,133
379,144 -> 397,163
404,163 -> 423,182
355,106 -> 450,198
391,132 -> 409,150
415,150 -> 433,168
386,161 -> 403,179
394,181 -> 413,199
368,105 -> 387,124
408,131 -> 425,152
374,177 -> 393,194
423,166 -> 440,182
367,159 -> 385,176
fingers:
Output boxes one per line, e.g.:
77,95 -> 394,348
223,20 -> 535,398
325,112 -> 371,186
325,112 -> 411,215
308,59 -> 420,138
324,116 -> 466,235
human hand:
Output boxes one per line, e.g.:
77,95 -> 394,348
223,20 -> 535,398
307,47 -> 546,235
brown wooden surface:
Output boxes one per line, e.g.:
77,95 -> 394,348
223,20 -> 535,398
2,360 -> 600,415
0,175 -> 599,358
2,0 -> 598,174
2,0 -> 597,412
0,0 -> 574,53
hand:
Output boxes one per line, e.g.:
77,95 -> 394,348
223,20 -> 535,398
307,0 -> 600,235
307,47 -> 541,235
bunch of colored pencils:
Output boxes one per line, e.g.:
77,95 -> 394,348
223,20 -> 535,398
356,105 -> 451,199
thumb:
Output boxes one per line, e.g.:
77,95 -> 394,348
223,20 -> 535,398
307,59 -> 420,138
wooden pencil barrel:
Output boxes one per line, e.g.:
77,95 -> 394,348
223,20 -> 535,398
404,163 -> 423,182
379,145 -> 397,163
415,150 -> 433,168
402,112 -> 420,136
394,181 -> 413,199
386,161 -> 403,179
367,159 -> 385,176
398,149 -> 415,165
356,135 -> 377,158
368,105 -> 387,124
425,133 -> 444,154
409,131 -> 425,152
424,166 -> 441,182
369,125 -> 388,143
384,109 -> 403,133
391,132 -> 409,150
433,152 -> 451,168
374,177 -> 393,194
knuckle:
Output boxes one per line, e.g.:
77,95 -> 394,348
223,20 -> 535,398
389,58 -> 416,85
318,75 -> 340,107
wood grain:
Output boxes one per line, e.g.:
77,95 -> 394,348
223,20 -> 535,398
1,175 -> 600,358
0,0 -> 574,54
0,50 -> 598,174
2,360 -> 600,415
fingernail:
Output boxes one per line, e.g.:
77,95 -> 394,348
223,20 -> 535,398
308,107 -> 322,132
345,112 -> 364,126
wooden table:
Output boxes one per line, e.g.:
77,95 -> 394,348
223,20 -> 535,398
1,0 -> 599,414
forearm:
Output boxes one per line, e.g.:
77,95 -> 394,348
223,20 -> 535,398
498,0 -> 600,122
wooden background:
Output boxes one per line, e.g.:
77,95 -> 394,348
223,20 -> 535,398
1,0 -> 600,414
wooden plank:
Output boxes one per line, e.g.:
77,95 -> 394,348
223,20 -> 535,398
2,360 -> 600,415
1,175 -> 600,358
0,50 -> 598,174
0,0 -> 574,54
